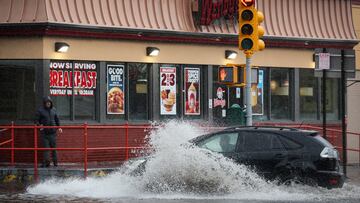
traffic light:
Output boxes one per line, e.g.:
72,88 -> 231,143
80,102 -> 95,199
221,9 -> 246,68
238,0 -> 265,52
218,66 -> 236,83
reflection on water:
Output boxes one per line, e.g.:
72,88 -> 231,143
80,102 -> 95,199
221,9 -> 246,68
1,121 -> 360,202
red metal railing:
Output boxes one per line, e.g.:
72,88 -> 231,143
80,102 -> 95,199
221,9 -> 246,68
0,123 -> 359,180
0,123 -> 153,181
0,121 -> 15,166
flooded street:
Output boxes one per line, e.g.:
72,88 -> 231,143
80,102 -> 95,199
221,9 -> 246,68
1,122 -> 360,203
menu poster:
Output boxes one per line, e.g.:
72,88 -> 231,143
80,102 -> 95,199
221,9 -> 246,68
184,68 -> 200,115
107,64 -> 125,114
160,67 -> 177,115
252,70 -> 264,115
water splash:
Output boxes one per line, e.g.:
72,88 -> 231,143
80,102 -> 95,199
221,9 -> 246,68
27,121 -> 360,201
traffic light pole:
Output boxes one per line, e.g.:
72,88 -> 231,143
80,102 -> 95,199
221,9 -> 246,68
245,51 -> 253,126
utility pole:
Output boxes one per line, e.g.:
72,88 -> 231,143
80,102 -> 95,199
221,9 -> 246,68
245,51 -> 253,126
341,50 -> 347,176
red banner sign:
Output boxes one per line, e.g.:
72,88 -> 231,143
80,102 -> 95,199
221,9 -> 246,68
49,62 -> 97,96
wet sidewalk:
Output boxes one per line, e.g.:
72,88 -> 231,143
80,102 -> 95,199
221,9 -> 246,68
347,164 -> 360,185
0,162 -> 124,184
1,163 -> 359,185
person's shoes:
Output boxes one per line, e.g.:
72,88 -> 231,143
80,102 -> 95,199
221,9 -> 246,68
41,161 -> 50,168
53,161 -> 58,167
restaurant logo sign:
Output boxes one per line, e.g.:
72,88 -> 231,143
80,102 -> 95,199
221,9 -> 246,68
49,61 -> 97,96
213,86 -> 226,108
195,0 -> 238,25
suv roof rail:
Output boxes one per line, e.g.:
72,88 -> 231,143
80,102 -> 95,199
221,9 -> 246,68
225,125 -> 301,131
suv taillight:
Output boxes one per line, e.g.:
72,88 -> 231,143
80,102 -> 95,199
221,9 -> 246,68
320,147 -> 339,159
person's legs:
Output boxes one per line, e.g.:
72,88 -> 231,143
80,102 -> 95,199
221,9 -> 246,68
49,134 -> 58,166
42,134 -> 51,167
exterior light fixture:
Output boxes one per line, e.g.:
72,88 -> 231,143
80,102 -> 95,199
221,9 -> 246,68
146,47 -> 160,56
55,42 -> 70,53
225,50 -> 237,59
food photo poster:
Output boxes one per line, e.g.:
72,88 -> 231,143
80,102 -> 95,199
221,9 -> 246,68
107,64 -> 125,114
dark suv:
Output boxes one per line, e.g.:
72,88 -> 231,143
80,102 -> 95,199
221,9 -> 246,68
191,126 -> 344,188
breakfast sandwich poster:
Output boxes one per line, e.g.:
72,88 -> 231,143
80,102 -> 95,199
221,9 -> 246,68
160,67 -> 176,115
184,68 -> 200,115
107,64 -> 125,114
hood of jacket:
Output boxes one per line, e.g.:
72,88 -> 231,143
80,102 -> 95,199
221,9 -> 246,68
43,96 -> 53,109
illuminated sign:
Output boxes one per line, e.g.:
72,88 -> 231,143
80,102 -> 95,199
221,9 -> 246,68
218,66 -> 234,83
197,0 -> 238,25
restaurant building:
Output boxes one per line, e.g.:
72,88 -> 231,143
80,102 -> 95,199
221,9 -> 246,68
0,0 -> 359,163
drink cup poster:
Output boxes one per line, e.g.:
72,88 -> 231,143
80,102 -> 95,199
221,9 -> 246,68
107,65 -> 124,114
184,68 -> 200,115
160,67 -> 176,115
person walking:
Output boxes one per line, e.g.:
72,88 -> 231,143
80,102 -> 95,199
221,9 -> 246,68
35,96 -> 62,167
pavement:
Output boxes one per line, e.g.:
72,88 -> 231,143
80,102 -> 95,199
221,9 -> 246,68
0,163 -> 359,191
346,164 -> 360,185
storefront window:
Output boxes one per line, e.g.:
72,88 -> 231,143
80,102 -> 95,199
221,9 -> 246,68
325,78 -> 339,120
52,96 -> 71,120
300,69 -> 318,120
50,61 -> 97,121
270,68 -> 292,120
0,66 -> 35,121
75,96 -> 96,120
128,63 -> 149,121
253,68 -> 268,121
212,66 -> 229,124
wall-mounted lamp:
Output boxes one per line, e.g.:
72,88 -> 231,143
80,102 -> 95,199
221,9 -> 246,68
55,42 -> 70,53
225,50 -> 237,59
146,47 -> 160,56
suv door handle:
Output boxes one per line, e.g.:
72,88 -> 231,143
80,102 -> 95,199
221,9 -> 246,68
274,153 -> 285,159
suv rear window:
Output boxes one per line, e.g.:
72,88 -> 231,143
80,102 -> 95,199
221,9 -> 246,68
241,132 -> 284,151
313,134 -> 334,148
278,135 -> 302,150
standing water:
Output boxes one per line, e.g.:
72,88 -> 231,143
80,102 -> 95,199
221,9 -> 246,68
2,121 -> 360,202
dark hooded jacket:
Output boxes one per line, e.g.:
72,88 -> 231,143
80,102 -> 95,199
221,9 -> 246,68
35,96 -> 60,135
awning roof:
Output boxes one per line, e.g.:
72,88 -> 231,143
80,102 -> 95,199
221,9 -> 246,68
0,0 -> 357,44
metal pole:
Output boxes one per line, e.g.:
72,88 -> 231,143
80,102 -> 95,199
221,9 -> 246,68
125,122 -> 129,160
322,48 -> 327,140
322,69 -> 327,140
245,51 -> 252,126
34,125 -> 38,182
84,122 -> 88,178
11,121 -> 14,166
341,50 -> 347,176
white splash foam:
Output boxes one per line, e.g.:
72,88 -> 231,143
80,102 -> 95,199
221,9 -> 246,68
27,121 -> 360,201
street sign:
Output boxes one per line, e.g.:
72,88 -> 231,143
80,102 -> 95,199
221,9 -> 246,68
319,53 -> 330,70
314,48 -> 355,78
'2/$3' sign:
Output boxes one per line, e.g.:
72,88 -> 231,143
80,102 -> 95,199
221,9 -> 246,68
49,61 -> 97,96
